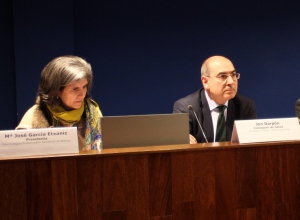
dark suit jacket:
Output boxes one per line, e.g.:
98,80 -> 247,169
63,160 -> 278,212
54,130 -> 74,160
173,88 -> 257,143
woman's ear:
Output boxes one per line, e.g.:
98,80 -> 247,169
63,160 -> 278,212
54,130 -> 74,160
56,91 -> 61,99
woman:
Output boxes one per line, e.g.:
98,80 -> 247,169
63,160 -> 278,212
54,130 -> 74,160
16,55 -> 102,150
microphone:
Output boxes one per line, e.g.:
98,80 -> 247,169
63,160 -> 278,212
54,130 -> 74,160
188,105 -> 208,143
295,99 -> 300,123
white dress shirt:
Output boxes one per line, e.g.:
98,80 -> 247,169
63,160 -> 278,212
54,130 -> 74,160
204,91 -> 228,141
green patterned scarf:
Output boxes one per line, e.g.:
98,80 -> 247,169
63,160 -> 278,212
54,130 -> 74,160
83,99 -> 101,149
47,98 -> 101,150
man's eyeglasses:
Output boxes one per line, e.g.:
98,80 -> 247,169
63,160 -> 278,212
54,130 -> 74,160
207,73 -> 240,82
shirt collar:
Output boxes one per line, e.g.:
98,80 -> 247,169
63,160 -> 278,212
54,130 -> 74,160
204,90 -> 228,111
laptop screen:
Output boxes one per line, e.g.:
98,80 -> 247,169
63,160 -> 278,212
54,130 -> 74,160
101,113 -> 189,149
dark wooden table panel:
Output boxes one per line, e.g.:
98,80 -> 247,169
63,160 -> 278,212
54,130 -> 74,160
194,151 -> 216,220
51,159 -> 78,220
276,146 -> 297,204
215,149 -> 236,220
0,141 -> 300,219
236,148 -> 257,209
149,153 -> 172,217
101,156 -> 126,212
236,208 -> 256,220
125,155 -> 149,219
257,146 -> 279,220
26,160 -> 53,219
0,162 -> 26,220
77,157 -> 102,220
172,152 -> 195,203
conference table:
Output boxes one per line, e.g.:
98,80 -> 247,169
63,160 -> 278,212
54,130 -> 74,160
0,140 -> 299,220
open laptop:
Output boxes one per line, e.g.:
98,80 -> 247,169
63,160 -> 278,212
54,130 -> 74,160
101,113 -> 189,149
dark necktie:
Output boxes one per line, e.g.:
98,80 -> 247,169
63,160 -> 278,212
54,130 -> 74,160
216,105 -> 226,142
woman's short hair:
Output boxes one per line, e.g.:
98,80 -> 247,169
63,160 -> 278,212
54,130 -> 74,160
38,55 -> 93,108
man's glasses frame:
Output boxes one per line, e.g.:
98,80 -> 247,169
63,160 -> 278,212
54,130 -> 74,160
206,72 -> 240,82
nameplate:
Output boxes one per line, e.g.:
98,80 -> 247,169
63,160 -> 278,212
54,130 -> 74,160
0,127 -> 79,158
231,117 -> 300,143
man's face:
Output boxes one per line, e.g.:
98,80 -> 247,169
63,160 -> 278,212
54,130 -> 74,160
201,57 -> 238,105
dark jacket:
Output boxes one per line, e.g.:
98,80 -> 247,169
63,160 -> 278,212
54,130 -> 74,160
173,88 -> 257,143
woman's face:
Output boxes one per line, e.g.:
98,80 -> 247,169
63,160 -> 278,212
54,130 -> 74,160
58,78 -> 88,110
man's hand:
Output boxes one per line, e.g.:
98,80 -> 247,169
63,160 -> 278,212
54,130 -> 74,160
189,134 -> 197,144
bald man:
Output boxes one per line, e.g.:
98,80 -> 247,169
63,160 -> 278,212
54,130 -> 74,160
173,55 -> 257,144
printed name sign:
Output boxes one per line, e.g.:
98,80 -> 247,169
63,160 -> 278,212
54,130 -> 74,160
0,127 -> 79,158
231,117 -> 300,144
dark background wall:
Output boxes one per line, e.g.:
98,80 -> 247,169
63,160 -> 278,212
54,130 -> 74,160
1,0 -> 300,130
1,0 -> 16,130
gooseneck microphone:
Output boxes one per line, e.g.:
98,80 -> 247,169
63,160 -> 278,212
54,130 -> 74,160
188,105 -> 208,143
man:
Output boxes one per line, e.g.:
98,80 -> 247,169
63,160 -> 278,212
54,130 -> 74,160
173,55 -> 257,143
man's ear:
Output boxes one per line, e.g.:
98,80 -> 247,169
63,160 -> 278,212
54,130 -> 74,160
201,76 -> 209,89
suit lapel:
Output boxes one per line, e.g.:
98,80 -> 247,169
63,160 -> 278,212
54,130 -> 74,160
226,99 -> 236,140
199,89 -> 214,142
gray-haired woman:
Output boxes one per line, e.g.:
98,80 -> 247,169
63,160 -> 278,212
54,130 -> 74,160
16,55 -> 102,150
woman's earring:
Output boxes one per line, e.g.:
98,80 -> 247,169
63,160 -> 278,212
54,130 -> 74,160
56,96 -> 59,99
